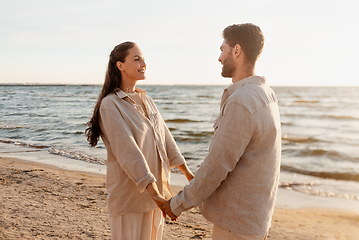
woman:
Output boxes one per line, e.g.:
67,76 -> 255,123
86,41 -> 194,240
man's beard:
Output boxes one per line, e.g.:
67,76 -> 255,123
221,54 -> 235,78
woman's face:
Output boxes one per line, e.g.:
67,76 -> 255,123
117,45 -> 146,81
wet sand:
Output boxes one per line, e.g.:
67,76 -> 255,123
1,156 -> 359,239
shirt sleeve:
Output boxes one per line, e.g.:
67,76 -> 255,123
170,102 -> 254,216
148,96 -> 186,168
163,121 -> 186,168
100,99 -> 156,192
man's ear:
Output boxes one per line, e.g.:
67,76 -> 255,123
233,44 -> 242,57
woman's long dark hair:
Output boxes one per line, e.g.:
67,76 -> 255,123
86,41 -> 135,147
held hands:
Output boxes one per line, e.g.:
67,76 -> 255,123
162,199 -> 177,221
154,163 -> 193,220
152,196 -> 178,221
147,162 -> 195,221
151,194 -> 167,218
146,182 -> 178,221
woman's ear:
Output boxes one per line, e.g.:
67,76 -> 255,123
116,61 -> 123,71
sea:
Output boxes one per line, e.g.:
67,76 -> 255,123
1,84 -> 359,202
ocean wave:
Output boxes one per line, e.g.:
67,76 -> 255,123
28,113 -> 48,117
0,139 -> 14,144
278,181 -> 359,201
34,128 -> 49,132
293,100 -> 320,104
280,122 -> 294,126
26,91 -> 95,99
48,148 -> 106,165
69,115 -> 90,120
5,112 -> 25,116
177,102 -> 193,105
0,139 -> 49,149
61,130 -> 85,135
153,97 -> 171,100
296,148 -> 358,163
324,115 -> 359,120
174,136 -> 211,143
165,119 -> 202,123
1,90 -> 16,94
197,95 -> 214,99
0,125 -> 27,129
282,113 -> 359,121
282,135 -> 320,144
174,130 -> 213,143
184,130 -> 213,137
281,165 -> 359,182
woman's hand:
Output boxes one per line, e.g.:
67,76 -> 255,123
146,182 -> 178,220
151,194 -> 166,209
146,182 -> 167,217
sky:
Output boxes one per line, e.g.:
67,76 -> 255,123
0,0 -> 358,86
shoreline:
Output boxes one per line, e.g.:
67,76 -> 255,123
4,154 -> 359,213
1,156 -> 359,239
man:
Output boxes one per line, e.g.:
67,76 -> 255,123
159,23 -> 281,239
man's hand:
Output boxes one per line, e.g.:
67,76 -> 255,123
146,183 -> 178,220
163,199 -> 177,221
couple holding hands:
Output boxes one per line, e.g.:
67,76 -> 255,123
86,23 -> 281,240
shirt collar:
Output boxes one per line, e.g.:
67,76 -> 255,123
220,76 -> 265,108
115,87 -> 146,99
225,76 -> 266,96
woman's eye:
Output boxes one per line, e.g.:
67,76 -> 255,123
135,57 -> 144,62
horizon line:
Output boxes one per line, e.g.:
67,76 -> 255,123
1,83 -> 359,87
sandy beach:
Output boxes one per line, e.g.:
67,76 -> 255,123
1,156 -> 359,240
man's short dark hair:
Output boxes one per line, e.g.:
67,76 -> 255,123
222,23 -> 264,66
